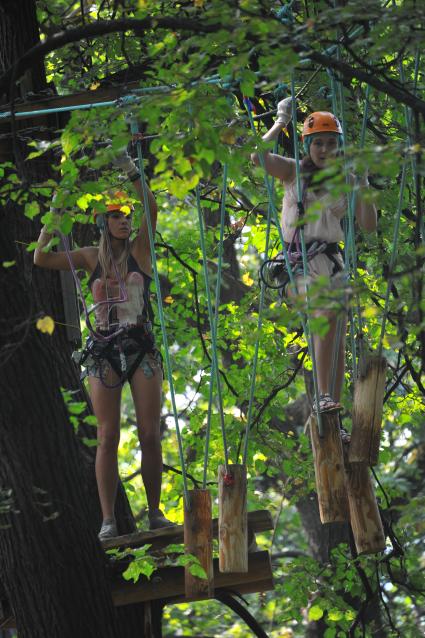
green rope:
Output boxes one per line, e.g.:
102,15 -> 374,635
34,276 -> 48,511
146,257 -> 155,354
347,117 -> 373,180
130,117 -> 191,509
329,82 -> 372,395
241,143 -> 276,466
378,158 -> 408,355
245,90 -> 324,435
202,164 -> 228,488
290,74 -> 324,433
195,184 -> 230,472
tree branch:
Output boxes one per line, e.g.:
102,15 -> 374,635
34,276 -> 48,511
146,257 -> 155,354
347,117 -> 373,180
0,17 -> 224,96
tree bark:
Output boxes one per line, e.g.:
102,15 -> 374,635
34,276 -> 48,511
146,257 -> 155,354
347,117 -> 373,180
0,2 -> 155,635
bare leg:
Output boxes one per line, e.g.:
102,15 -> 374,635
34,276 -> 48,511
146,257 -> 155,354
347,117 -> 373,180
312,311 -> 347,400
130,360 -> 163,513
88,368 -> 122,521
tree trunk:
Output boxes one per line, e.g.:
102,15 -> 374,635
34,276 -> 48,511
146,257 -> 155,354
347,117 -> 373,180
0,1 -> 157,635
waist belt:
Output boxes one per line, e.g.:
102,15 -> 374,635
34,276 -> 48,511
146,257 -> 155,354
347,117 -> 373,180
78,323 -> 156,386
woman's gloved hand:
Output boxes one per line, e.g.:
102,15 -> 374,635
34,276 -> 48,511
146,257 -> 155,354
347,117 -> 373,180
262,96 -> 295,142
276,96 -> 294,126
112,147 -> 138,175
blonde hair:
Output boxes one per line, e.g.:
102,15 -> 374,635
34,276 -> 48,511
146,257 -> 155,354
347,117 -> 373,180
98,223 -> 130,282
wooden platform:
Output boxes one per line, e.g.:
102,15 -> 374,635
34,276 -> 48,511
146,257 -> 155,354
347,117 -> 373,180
112,550 -> 273,606
0,511 -> 274,627
101,509 -> 273,552
0,550 -> 273,628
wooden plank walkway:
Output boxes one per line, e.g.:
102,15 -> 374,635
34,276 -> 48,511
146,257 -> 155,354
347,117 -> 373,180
112,551 -> 273,606
101,509 -> 273,552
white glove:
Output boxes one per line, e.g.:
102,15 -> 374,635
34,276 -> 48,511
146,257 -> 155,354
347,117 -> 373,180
276,97 -> 294,126
111,147 -> 138,175
261,96 -> 294,142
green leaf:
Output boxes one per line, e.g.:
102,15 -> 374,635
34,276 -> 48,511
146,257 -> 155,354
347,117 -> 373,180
189,563 -> 208,579
59,214 -> 73,235
308,605 -> 324,621
81,438 -> 98,447
83,415 -> 98,426
24,201 -> 40,220
328,609 -> 343,622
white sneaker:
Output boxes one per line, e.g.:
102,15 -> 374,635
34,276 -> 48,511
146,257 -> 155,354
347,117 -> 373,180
148,510 -> 174,530
98,518 -> 117,541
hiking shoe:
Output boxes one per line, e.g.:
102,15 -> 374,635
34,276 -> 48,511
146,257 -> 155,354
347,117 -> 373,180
340,426 -> 351,445
148,510 -> 174,530
98,518 -> 117,541
313,393 -> 342,413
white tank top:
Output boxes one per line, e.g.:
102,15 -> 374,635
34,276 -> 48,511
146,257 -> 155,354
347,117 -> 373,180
281,176 -> 348,243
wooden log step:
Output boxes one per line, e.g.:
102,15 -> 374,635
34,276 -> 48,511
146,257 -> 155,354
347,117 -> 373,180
218,464 -> 248,573
111,551 -> 273,606
309,412 -> 349,524
184,489 -> 214,600
349,353 -> 387,466
101,509 -> 273,552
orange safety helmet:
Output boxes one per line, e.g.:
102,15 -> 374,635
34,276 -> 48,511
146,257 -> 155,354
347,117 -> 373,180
302,111 -> 343,139
93,190 -> 134,229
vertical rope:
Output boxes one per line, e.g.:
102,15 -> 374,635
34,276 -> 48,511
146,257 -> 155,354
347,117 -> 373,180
290,73 -> 324,433
245,91 -> 324,435
377,162 -> 407,356
195,184 -> 230,472
129,117 -> 191,508
241,144 -> 276,466
202,164 -> 228,488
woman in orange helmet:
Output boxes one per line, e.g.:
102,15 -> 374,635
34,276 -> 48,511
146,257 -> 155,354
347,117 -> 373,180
252,98 -> 377,417
34,148 -> 174,539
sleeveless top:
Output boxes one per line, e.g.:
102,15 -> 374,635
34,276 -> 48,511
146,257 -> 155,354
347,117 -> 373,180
281,175 -> 349,243
88,253 -> 153,331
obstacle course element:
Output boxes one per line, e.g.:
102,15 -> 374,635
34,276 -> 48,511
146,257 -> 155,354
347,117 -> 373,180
184,489 -> 214,600
218,464 -> 248,573
309,412 -> 349,523
344,460 -> 386,555
349,353 -> 388,466
309,411 -> 385,555
112,550 -> 273,607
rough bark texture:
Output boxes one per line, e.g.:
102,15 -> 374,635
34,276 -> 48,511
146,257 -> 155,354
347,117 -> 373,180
350,354 -> 387,466
218,464 -> 248,573
184,489 -> 214,600
0,2 -> 155,635
309,413 -> 349,523
0,214 -> 120,637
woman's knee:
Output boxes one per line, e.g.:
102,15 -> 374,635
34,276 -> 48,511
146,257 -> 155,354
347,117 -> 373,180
98,425 -> 120,452
138,427 -> 161,450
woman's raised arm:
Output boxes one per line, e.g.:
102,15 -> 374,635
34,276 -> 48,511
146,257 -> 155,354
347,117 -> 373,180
34,226 -> 96,271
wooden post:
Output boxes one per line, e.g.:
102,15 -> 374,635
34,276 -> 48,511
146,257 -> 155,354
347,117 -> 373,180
218,464 -> 248,573
345,462 -> 386,555
309,412 -> 349,523
183,489 -> 213,600
349,353 -> 387,466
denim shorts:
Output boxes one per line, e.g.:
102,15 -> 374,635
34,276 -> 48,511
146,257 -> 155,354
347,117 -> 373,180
74,330 -> 163,383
